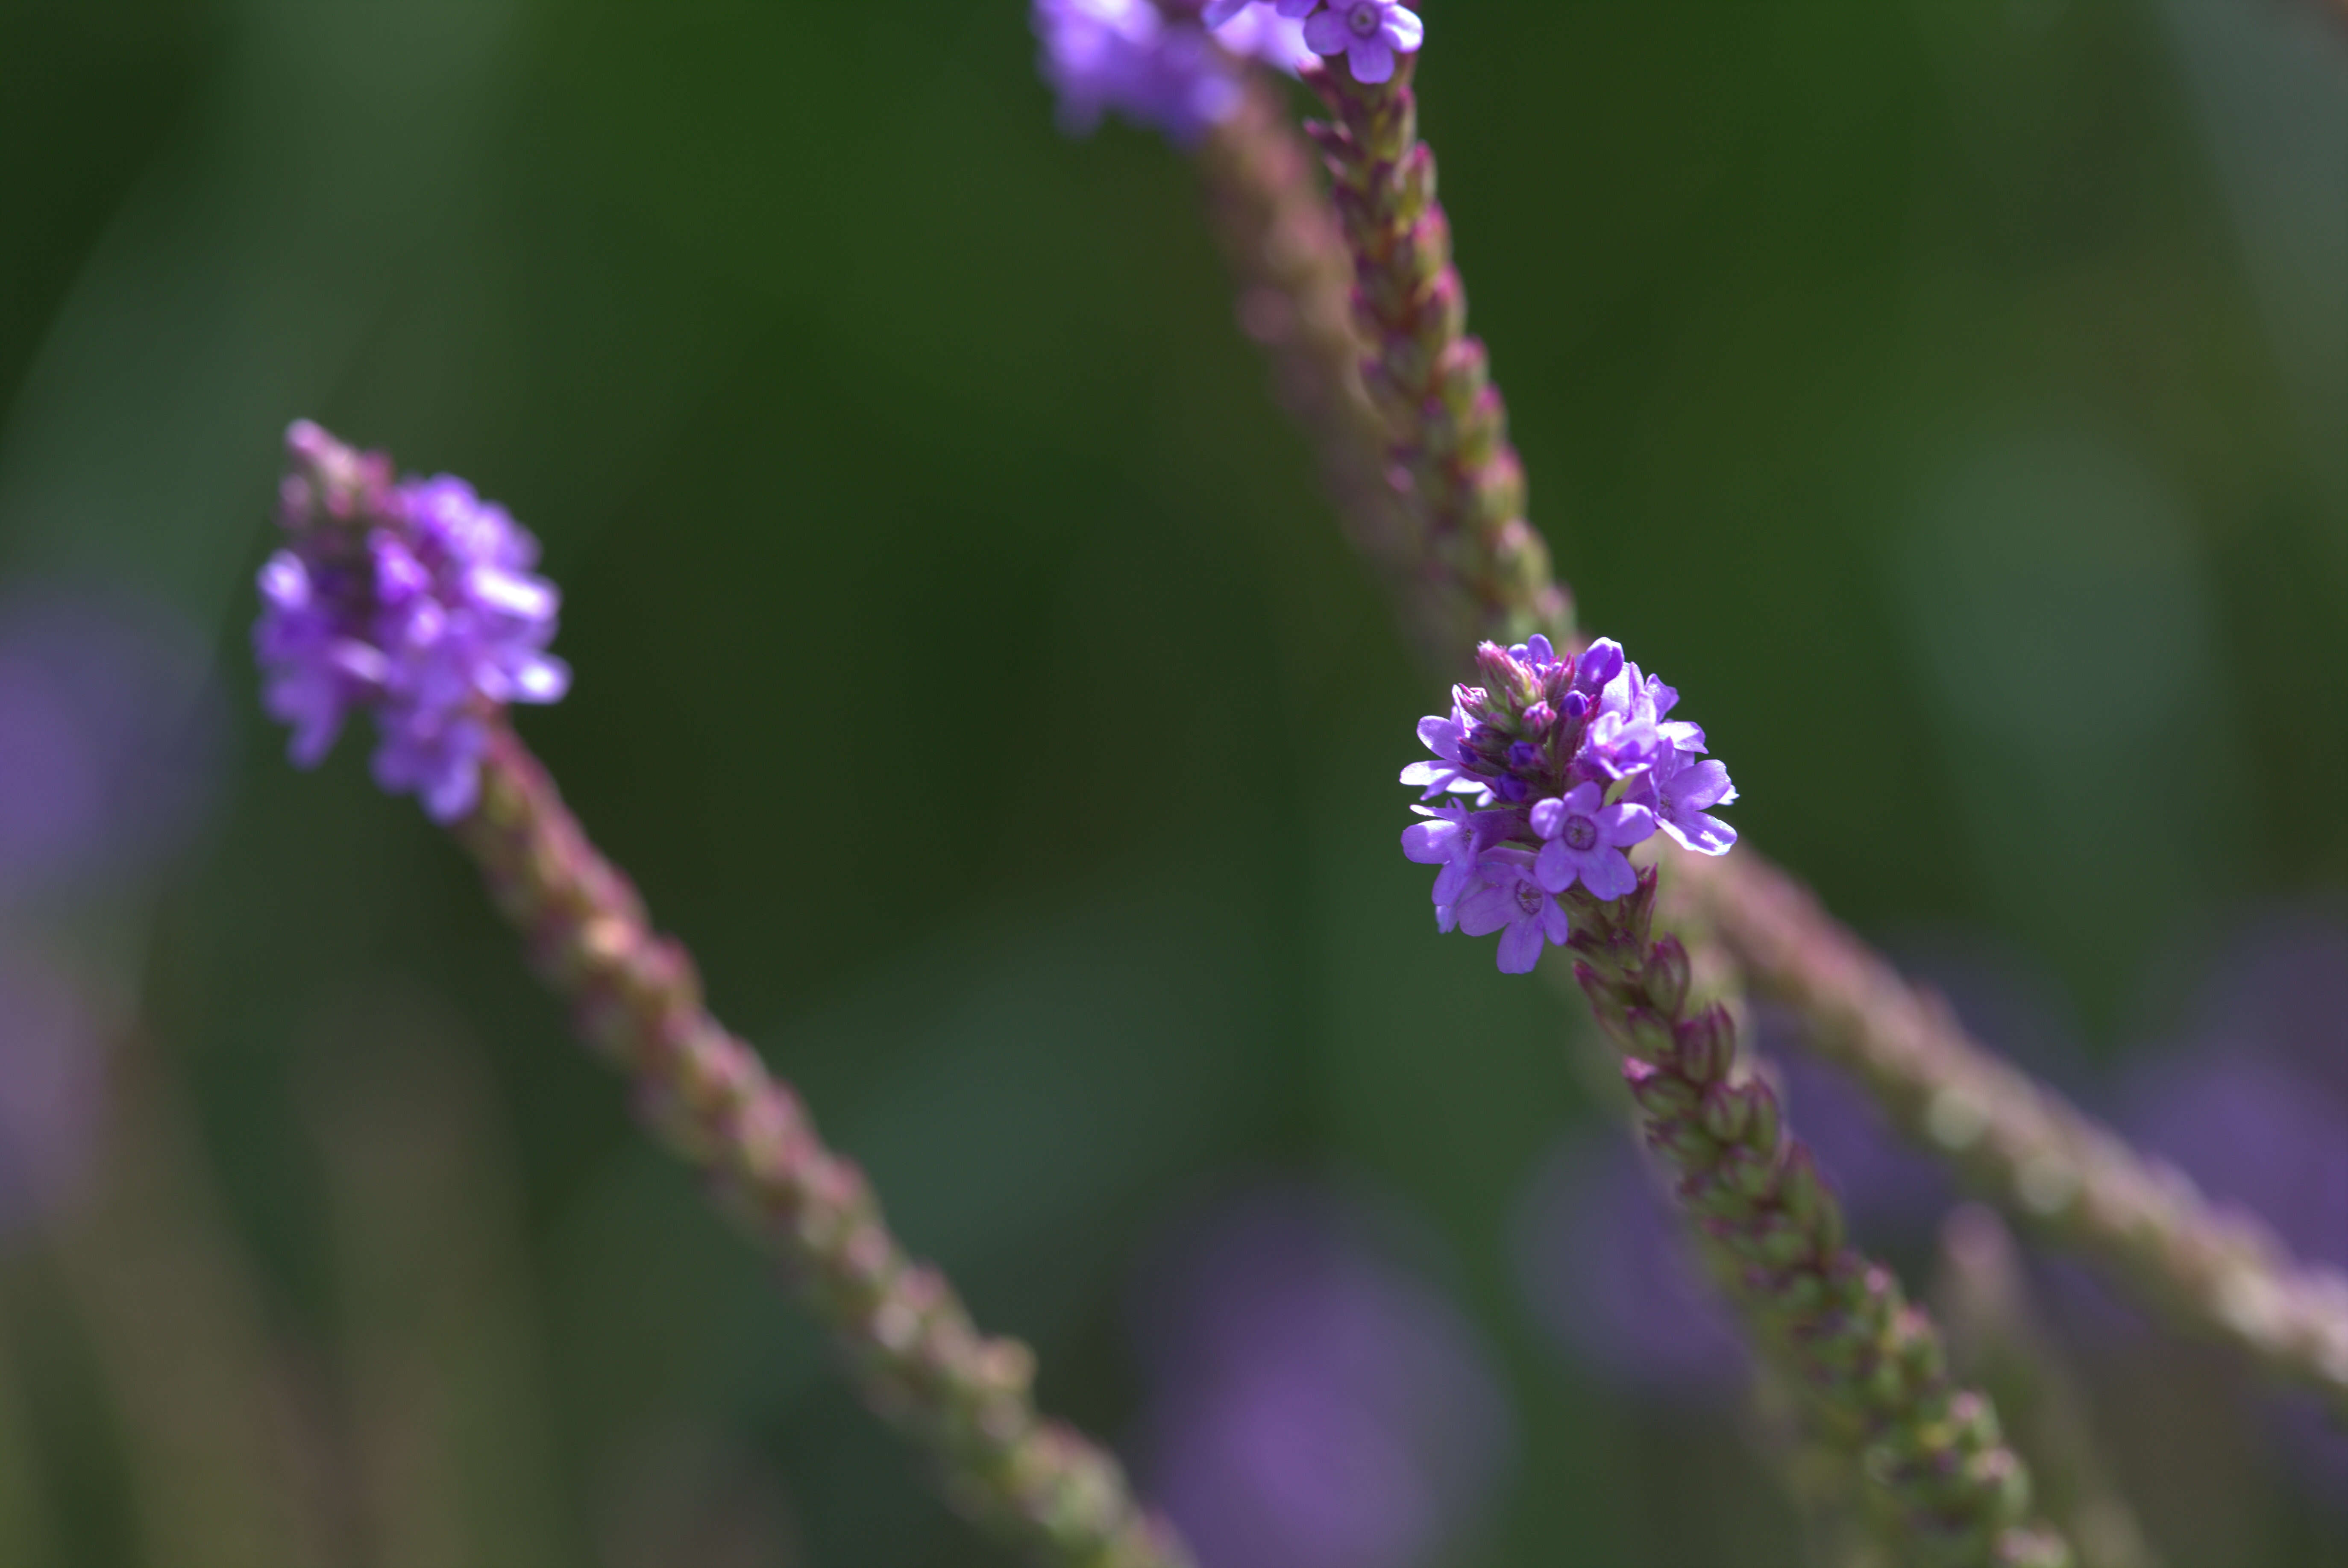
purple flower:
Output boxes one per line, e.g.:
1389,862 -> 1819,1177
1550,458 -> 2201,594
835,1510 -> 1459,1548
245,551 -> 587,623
1530,783 -> 1652,900
1394,634 -> 1731,970
1651,746 -> 1737,856
1301,0 -> 1423,85
0,584 -> 223,894
1400,802 -> 1497,930
1399,699 -> 1487,801
1454,849 -> 1568,974
254,422 -> 569,823
1582,660 -> 1700,782
1035,0 -> 1304,145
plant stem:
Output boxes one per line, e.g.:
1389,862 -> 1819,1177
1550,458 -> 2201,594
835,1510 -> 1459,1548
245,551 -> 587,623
453,718 -> 1191,1568
1564,872 -> 2072,1567
1301,53 -> 1573,652
1204,53 -> 2348,1419
1670,846 -> 2348,1412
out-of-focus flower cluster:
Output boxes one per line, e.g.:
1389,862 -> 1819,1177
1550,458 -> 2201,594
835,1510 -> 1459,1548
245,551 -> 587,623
1135,1186 -> 1513,1568
1033,0 -> 1424,142
1399,637 -> 1736,972
1032,0 -> 1312,144
254,421 -> 569,822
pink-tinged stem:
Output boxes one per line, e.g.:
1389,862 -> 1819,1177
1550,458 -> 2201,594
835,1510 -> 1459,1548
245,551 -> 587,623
1672,847 -> 2348,1410
454,719 -> 1192,1568
1301,53 -> 1573,652
1206,53 -> 2348,1418
1565,871 -> 2072,1568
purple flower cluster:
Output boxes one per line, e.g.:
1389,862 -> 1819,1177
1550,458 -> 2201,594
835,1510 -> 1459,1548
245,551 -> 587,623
1033,0 -> 1312,145
1204,0 -> 1423,84
1135,1186 -> 1513,1568
1399,637 -> 1735,972
254,421 -> 569,822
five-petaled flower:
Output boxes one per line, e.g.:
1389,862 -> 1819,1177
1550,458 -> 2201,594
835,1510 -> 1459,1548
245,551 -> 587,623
1455,850 -> 1569,975
1532,783 -> 1653,901
1301,0 -> 1423,85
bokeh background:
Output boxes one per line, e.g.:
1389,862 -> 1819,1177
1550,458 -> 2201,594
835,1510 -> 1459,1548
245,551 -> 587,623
2,1 -> 2346,1563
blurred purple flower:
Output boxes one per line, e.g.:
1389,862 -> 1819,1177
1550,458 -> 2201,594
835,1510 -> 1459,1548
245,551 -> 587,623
1034,0 -> 1309,146
1764,1034 -> 1953,1242
1511,1131 -> 1747,1399
0,583 -> 223,895
255,421 -> 568,822
2117,1048 -> 2348,1271
1134,1186 -> 1512,1568
2094,909 -> 2348,1505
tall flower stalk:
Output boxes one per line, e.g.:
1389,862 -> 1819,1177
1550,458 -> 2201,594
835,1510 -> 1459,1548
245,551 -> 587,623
1670,849 -> 2348,1409
1306,49 -> 1572,652
1397,638 -> 2070,1566
1168,5 -> 2348,1420
255,424 -> 1192,1568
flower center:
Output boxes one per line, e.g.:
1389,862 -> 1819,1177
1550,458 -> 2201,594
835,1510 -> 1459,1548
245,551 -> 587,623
1514,880 -> 1544,916
1563,814 -> 1598,852
1348,3 -> 1380,36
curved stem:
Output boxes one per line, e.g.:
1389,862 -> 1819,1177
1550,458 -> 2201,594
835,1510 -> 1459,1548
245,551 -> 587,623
1302,53 -> 1573,652
1564,874 -> 2071,1566
453,719 -> 1191,1568
1670,846 -> 2348,1409
1199,49 -> 2348,1418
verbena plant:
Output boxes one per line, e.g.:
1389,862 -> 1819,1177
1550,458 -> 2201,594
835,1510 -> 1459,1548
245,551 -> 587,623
247,6 -> 2348,1565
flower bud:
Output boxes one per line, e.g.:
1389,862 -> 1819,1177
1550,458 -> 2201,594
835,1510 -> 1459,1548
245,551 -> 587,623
1644,933 -> 1692,1017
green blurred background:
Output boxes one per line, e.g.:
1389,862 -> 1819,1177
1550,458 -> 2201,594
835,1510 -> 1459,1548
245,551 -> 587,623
1,0 -> 2344,1563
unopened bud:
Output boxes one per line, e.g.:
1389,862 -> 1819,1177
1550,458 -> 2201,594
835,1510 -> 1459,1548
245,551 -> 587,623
1644,934 -> 1691,1017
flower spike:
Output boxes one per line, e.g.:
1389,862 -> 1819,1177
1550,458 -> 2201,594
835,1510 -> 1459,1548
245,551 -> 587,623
1397,636 -> 1732,974
254,421 -> 568,822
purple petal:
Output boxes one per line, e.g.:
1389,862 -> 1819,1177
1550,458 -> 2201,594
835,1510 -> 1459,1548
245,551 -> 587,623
1559,781 -> 1603,815
1660,810 -> 1737,857
1456,882 -> 1517,938
1432,855 -> 1479,906
1302,7 -> 1350,52
1597,802 -> 1656,848
1347,36 -> 1395,82
1529,797 -> 1566,840
1573,640 -> 1623,696
1381,5 -> 1423,50
1534,839 -> 1576,895
1673,758 -> 1735,813
1200,0 -> 1251,23
1416,714 -> 1464,761
1272,0 -> 1318,13
511,655 -> 570,704
1402,819 -> 1462,864
1580,849 -> 1638,902
1495,917 -> 1544,974
1541,896 -> 1572,945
